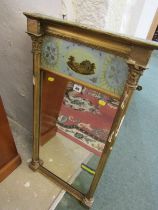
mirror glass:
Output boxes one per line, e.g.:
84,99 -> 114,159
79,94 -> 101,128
39,70 -> 119,194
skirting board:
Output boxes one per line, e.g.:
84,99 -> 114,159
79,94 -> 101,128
0,154 -> 21,182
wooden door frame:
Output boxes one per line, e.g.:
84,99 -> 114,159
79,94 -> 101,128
147,8 -> 158,40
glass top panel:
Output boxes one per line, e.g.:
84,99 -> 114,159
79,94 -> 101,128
41,36 -> 128,97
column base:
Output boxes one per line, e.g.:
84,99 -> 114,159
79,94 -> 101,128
82,197 -> 94,208
29,159 -> 43,171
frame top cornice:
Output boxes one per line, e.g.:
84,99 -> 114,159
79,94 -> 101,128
24,12 -> 158,49
24,12 -> 158,66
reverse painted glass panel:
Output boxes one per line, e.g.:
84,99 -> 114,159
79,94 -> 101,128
41,36 -> 128,97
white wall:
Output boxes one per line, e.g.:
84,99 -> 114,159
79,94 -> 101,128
120,0 -> 145,36
62,0 -> 152,38
74,0 -> 107,29
61,0 -> 76,20
62,0 -> 108,29
135,0 -> 158,39
105,0 -> 128,33
105,0 -> 146,36
0,0 -> 61,132
105,0 -> 158,39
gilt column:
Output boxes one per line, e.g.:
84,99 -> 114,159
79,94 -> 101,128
84,60 -> 146,207
29,35 -> 43,171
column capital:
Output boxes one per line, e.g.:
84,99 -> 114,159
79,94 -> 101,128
126,59 -> 146,88
30,35 -> 43,54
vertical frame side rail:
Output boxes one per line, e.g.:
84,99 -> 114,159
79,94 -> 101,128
29,35 -> 43,170
84,60 -> 146,207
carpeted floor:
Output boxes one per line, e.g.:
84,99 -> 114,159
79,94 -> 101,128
55,51 -> 158,210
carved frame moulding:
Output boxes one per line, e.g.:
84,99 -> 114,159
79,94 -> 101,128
24,12 -> 158,208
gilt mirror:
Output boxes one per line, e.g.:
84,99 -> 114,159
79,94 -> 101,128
39,35 -> 128,194
24,12 -> 158,208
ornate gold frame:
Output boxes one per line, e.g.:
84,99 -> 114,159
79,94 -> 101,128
24,12 -> 158,208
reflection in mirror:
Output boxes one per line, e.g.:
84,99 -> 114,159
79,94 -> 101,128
40,70 -> 119,194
